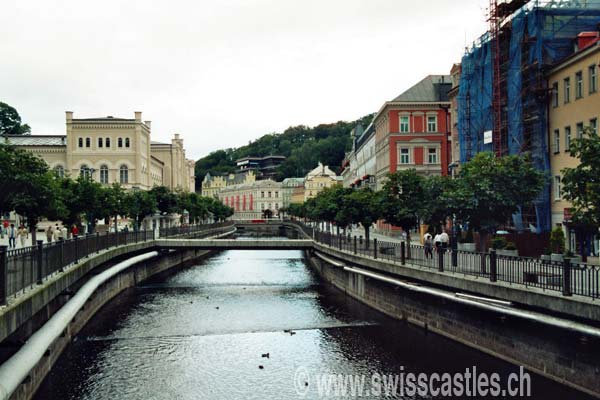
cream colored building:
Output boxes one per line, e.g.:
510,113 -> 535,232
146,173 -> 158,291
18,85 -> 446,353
281,177 -> 304,208
217,179 -> 283,219
547,37 -> 599,255
201,170 -> 256,198
2,111 -> 196,192
304,163 -> 342,201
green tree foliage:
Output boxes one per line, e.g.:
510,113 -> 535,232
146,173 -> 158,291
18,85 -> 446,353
343,188 -> 382,248
0,102 -> 31,135
150,186 -> 179,214
0,144 -> 48,213
72,176 -> 106,232
194,114 -> 375,188
125,190 -> 158,230
561,128 -> 600,230
380,170 -> 426,237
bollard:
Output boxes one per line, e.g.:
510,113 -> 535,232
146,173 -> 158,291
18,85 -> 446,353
438,248 -> 444,272
490,249 -> 497,282
353,236 -> 357,254
0,245 -> 8,306
401,242 -> 406,265
374,238 -> 378,259
36,240 -> 44,284
562,258 -> 572,296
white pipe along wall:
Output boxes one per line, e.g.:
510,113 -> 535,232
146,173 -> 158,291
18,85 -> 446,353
0,251 -> 159,400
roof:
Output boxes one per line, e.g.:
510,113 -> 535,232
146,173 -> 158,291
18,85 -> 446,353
203,171 -> 253,185
74,117 -> 135,122
392,75 -> 452,102
282,177 -> 305,186
1,134 -> 66,146
219,178 -> 282,192
151,140 -> 169,145
236,155 -> 286,163
306,162 -> 337,178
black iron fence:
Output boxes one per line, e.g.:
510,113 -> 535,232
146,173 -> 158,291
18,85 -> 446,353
287,221 -> 600,300
159,221 -> 234,238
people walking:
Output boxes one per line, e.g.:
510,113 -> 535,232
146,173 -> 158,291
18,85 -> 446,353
17,225 -> 28,247
424,232 -> 433,259
46,225 -> 54,243
433,231 -> 442,252
53,224 -> 61,241
71,225 -> 79,237
440,230 -> 450,250
8,224 -> 17,249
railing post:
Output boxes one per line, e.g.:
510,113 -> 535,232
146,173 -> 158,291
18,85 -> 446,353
58,238 -> 64,272
74,234 -> 79,264
480,252 -> 487,275
563,258 -> 572,296
0,246 -> 7,306
359,235 -> 363,246
36,240 -> 44,284
438,248 -> 444,272
490,249 -> 497,282
353,236 -> 357,254
373,238 -> 378,259
338,234 -> 342,250
401,242 -> 406,265
451,239 -> 458,268
96,231 -> 100,253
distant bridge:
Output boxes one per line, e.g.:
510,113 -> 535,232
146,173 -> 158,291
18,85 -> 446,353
156,238 -> 313,250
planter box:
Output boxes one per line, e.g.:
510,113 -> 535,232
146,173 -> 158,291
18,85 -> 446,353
540,254 -> 551,261
458,243 -> 476,252
496,249 -> 518,257
550,253 -> 564,262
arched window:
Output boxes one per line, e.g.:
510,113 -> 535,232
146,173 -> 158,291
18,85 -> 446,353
98,137 -> 103,148
119,165 -> 128,184
78,138 -> 83,148
80,164 -> 91,179
85,138 -> 91,148
54,165 -> 64,178
105,138 -> 110,147
125,137 -> 130,148
100,165 -> 109,184
118,138 -> 123,148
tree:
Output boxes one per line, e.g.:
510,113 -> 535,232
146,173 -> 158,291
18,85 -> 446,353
101,183 -> 128,232
125,190 -> 157,230
0,102 -> 31,135
343,188 -> 382,248
450,152 -> 545,251
561,128 -> 600,259
150,186 -> 179,215
72,176 -> 106,233
205,197 -> 233,222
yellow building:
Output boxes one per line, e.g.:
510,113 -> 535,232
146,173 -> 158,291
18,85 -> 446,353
201,170 -> 256,198
304,162 -> 342,201
547,34 -> 599,255
2,111 -> 196,192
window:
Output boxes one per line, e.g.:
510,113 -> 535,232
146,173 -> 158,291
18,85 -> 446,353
575,71 -> 583,99
553,129 -> 560,154
399,116 -> 410,133
78,138 -> 83,148
399,148 -> 410,164
119,165 -> 128,184
105,138 -> 111,147
554,176 -> 561,201
261,191 -> 264,198
54,165 -> 64,178
268,191 -> 271,198
80,164 -> 91,179
427,148 -> 438,164
426,115 -> 437,132
589,65 -> 597,94
576,122 -> 584,139
552,82 -> 559,107
85,138 -> 91,148
590,118 -> 597,135
564,78 -> 570,103
118,138 -> 123,148
100,165 -> 109,184
565,126 -> 571,151
125,137 -> 130,148
275,191 -> 278,198
98,137 -> 103,148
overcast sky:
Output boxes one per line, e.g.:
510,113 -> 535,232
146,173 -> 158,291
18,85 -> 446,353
0,0 -> 488,160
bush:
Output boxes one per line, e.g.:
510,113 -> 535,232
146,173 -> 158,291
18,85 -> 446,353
549,227 -> 565,254
491,236 -> 507,249
505,241 -> 517,251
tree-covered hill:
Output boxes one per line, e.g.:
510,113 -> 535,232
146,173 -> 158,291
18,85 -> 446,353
195,113 -> 374,189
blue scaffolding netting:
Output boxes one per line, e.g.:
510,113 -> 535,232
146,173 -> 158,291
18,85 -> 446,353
458,0 -> 600,233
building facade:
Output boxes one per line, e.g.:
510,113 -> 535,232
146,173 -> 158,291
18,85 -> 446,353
281,177 -> 305,209
373,75 -> 452,190
2,111 -> 196,192
236,155 -> 285,180
217,179 -> 283,219
547,34 -> 600,256
448,64 -> 461,176
201,170 -> 256,198
304,163 -> 341,200
340,123 -> 376,189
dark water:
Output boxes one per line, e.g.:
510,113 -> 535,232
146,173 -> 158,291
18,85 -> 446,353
36,246 -> 592,399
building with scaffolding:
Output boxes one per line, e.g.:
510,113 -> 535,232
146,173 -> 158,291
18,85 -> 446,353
458,0 -> 600,233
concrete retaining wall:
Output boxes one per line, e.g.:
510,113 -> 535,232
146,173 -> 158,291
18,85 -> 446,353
306,250 -> 600,398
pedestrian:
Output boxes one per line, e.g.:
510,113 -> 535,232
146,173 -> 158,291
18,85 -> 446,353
440,230 -> 450,250
8,224 -> 17,249
433,231 -> 442,251
46,225 -> 54,243
71,225 -> 79,237
17,225 -> 28,247
424,232 -> 433,259
53,224 -> 61,241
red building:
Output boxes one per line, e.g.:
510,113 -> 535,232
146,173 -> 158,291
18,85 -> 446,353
373,75 -> 452,189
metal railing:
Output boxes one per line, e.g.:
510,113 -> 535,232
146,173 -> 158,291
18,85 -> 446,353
159,221 -> 234,238
287,220 -> 600,300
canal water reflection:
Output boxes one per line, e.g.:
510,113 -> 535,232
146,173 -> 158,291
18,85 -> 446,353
37,244 -> 593,399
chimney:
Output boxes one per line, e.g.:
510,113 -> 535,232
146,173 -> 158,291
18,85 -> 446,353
174,133 -> 180,140
145,121 -> 152,130
66,111 -> 73,122
577,32 -> 600,51
134,111 -> 142,121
